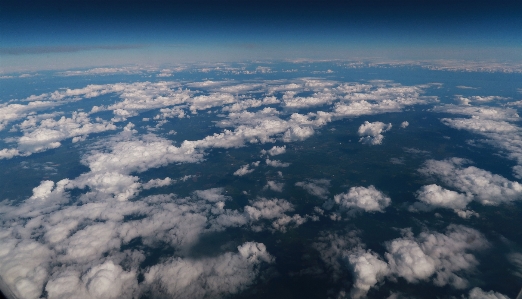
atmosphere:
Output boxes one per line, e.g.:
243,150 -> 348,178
1,1 -> 522,299
2,0 -> 521,71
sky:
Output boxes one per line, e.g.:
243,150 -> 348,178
1,0 -> 522,72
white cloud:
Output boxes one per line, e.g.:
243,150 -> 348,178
455,95 -> 508,105
434,104 -> 522,178
385,225 -> 488,288
244,198 -> 307,232
282,91 -> 337,109
266,158 -> 290,168
14,112 -> 117,155
262,145 -> 286,156
411,184 -> 473,211
142,177 -> 174,189
441,118 -> 519,133
0,238 -> 53,299
433,105 -> 520,121
419,158 -> 522,205
400,121 -> 409,128
358,121 -> 392,145
295,179 -> 331,199
0,75 -> 469,299
233,161 -> 260,176
346,249 -> 390,299
193,188 -> 230,202
508,252 -> 522,279
331,186 -> 391,214
265,181 -> 284,192
143,242 -> 273,299
466,287 -> 510,299
314,225 -> 488,297
45,261 -> 139,299
0,148 -> 24,159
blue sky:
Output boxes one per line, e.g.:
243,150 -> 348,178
1,0 -> 521,72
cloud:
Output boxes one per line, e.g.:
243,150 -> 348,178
142,177 -> 174,190
266,158 -> 290,167
441,118 -> 519,133
193,188 -> 230,202
0,148 -> 24,159
433,105 -> 520,121
0,74 -> 457,298
313,230 -> 363,281
295,179 -> 331,199
346,249 -> 390,299
265,181 -> 284,192
358,121 -> 392,145
244,197 -> 307,232
12,112 -> 117,156
455,95 -> 508,105
233,161 -> 260,176
0,238 -> 53,299
0,184 -> 286,299
434,104 -> 522,178
508,253 -> 522,279
400,121 -> 409,128
143,242 -> 273,299
409,184 -> 475,218
385,225 -> 488,288
419,158 -> 522,206
466,287 -> 510,299
261,145 -> 286,156
313,225 -> 489,298
330,186 -> 391,215
45,261 -> 139,299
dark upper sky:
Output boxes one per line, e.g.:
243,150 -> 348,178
1,0 -> 521,72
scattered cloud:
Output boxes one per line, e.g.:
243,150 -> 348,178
143,242 -> 274,299
325,186 -> 391,219
419,158 -> 522,206
358,121 -> 392,145
266,158 -> 290,168
295,179 -> 331,199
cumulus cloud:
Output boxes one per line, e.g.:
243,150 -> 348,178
358,121 -> 392,145
0,238 -> 53,299
409,184 -> 476,218
143,242 -> 273,299
433,105 -> 520,121
434,104 -> 522,179
0,74 -> 452,299
466,287 -> 511,299
261,145 -> 286,156
295,179 -> 331,199
329,186 -> 391,216
346,249 -> 390,299
0,184 -> 291,299
455,95 -> 508,105
233,161 -> 260,176
265,181 -> 284,192
142,177 -> 174,189
441,118 -> 519,134
313,225 -> 489,298
266,158 -> 290,168
45,261 -> 139,299
385,225 -> 488,288
419,158 -> 522,206
244,198 -> 307,232
400,121 -> 409,128
14,112 -> 117,155
0,148 -> 25,159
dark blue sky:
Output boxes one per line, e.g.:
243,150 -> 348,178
1,0 -> 521,72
